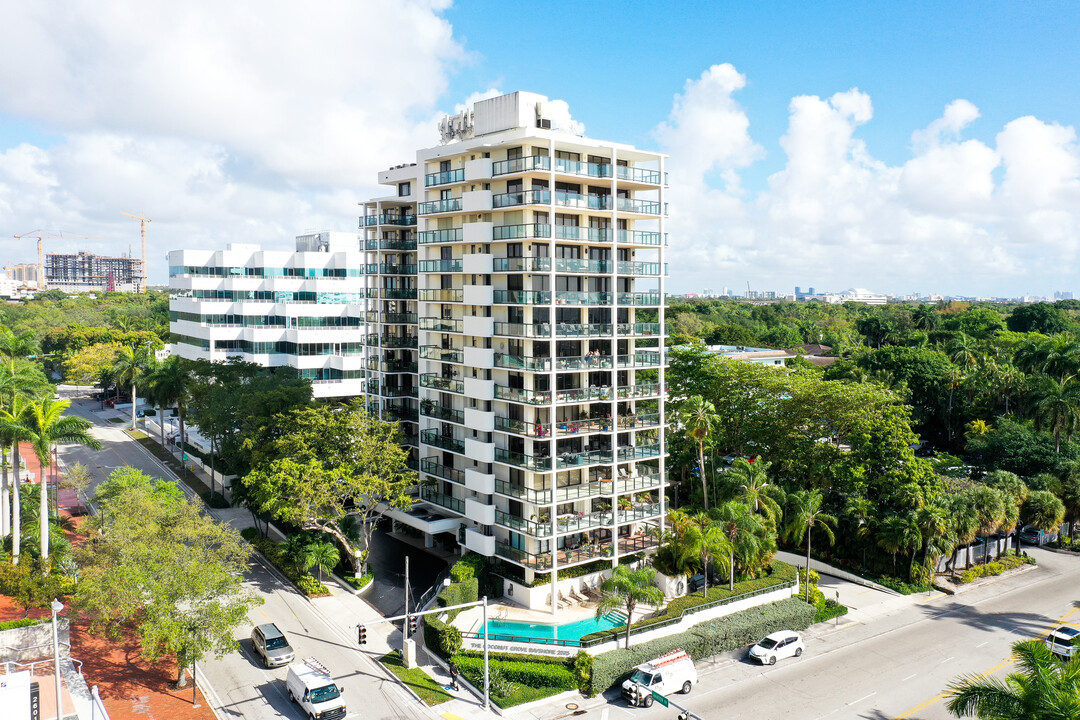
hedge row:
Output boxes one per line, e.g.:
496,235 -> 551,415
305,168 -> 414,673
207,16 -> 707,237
452,655 -> 576,690
959,553 -> 1034,583
587,597 -> 815,696
437,577 -> 479,617
0,618 -> 41,631
579,561 -> 797,643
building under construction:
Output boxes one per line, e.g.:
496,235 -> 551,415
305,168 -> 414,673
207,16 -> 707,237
45,251 -> 144,292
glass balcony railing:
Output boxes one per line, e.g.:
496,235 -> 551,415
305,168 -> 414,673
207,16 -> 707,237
555,291 -> 612,305
494,479 -> 552,504
381,288 -> 417,299
555,258 -> 612,273
379,360 -> 418,374
617,472 -> 662,494
380,237 -> 417,251
617,503 -> 662,523
374,264 -> 416,275
384,400 -> 418,422
495,353 -> 552,372
495,510 -> 552,537
402,433 -> 419,448
616,322 -> 663,337
418,228 -> 463,245
362,214 -> 416,227
553,355 -> 613,371
421,486 -> 464,514
493,290 -> 551,305
617,443 -> 662,461
614,166 -> 663,184
493,416 -> 551,438
421,457 -> 464,484
556,323 -> 613,338
618,351 -> 664,368
420,373 -> 463,394
555,481 -> 606,502
555,510 -> 611,533
617,230 -> 666,246
494,447 -> 552,472
492,223 -> 552,240
380,312 -> 417,324
493,322 -> 552,338
419,259 -> 463,273
493,189 -> 551,208
618,292 -> 662,306
494,385 -> 551,405
616,198 -> 665,215
421,429 -> 465,454
492,256 -> 551,272
418,289 -> 463,302
553,158 -> 612,178
381,385 -> 417,398
425,168 -> 465,186
373,335 -> 418,349
495,542 -> 553,570
617,261 -> 661,276
420,401 -> 464,424
418,197 -> 463,215
554,387 -> 614,404
419,317 -> 463,333
420,346 -> 464,363
557,449 -> 614,469
554,192 -> 611,210
491,155 -> 550,176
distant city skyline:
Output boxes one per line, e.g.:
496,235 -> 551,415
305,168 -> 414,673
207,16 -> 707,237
1,2 -> 1078,296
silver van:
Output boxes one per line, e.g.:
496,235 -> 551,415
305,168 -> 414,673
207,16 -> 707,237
251,623 -> 295,667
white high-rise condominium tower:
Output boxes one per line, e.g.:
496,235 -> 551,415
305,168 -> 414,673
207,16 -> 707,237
363,92 -> 668,606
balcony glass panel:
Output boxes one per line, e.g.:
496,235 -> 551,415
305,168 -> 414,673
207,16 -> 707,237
553,192 -> 612,210
493,290 -> 551,305
616,351 -> 664,368
616,198 -> 663,214
614,166 -> 662,184
421,429 -> 465,454
380,238 -> 417,251
381,312 -> 417,324
425,168 -> 465,186
494,416 -> 554,438
616,230 -> 665,245
383,400 -> 417,421
495,510 -> 552,537
418,197 -> 463,215
381,288 -> 417,299
617,292 -> 662,306
379,336 -> 418,349
493,322 -> 552,338
494,447 -> 552,471
379,360 -> 418,374
555,258 -> 611,273
419,317 -> 463,333
617,443 -> 662,461
617,472 -> 662,494
420,401 -> 464,424
556,510 -> 611,533
418,228 -> 463,245
555,481 -> 606,502
554,355 -> 613,371
493,256 -> 551,272
494,384 -> 551,404
381,386 -> 417,398
617,261 -> 661,276
419,260 -> 463,273
555,291 -> 611,305
418,289 -> 463,302
617,503 -> 662,523
492,189 -> 551,208
556,323 -> 612,338
495,353 -> 552,372
363,214 -> 416,227
491,155 -> 550,176
420,486 -> 464,514
420,457 -> 464,483
492,223 -> 552,241
378,264 -> 416,275
615,322 -> 662,337
494,479 -> 552,504
495,542 -> 552,570
420,373 -> 464,393
557,449 -> 614,469
419,346 -> 464,363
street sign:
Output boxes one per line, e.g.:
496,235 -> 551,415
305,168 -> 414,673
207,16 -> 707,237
651,690 -> 669,708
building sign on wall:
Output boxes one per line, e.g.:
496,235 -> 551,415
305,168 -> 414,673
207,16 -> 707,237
0,671 -> 33,720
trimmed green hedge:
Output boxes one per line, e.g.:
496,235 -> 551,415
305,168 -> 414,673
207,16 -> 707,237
0,618 -> 41,631
452,656 -> 576,690
587,597 -> 815,696
579,561 -> 797,643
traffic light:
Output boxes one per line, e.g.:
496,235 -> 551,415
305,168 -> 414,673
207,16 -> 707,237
677,713 -> 689,720
408,615 -> 418,634
358,624 -> 367,645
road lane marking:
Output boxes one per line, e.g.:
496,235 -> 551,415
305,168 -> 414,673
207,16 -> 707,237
975,641 -> 989,648
847,692 -> 876,705
919,592 -> 944,604
938,656 -> 954,664
901,673 -> 917,682
442,713 -> 470,720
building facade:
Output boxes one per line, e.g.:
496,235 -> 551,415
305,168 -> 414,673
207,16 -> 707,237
362,92 -> 669,595
45,252 -> 144,292
168,232 -> 369,399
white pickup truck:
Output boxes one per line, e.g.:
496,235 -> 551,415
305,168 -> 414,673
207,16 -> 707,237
621,649 -> 698,708
285,657 -> 346,720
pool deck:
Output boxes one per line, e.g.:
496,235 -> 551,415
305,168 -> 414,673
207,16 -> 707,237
450,599 -> 603,634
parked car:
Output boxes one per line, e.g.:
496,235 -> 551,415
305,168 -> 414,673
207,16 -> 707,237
251,622 -> 295,667
1045,626 -> 1080,658
748,631 -> 804,665
1019,525 -> 1058,547
621,649 -> 697,707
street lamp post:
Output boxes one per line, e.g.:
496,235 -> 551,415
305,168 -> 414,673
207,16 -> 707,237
189,623 -> 200,708
51,598 -> 63,720
482,596 -> 489,711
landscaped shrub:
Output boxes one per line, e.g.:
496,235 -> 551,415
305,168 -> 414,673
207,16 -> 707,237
0,618 -> 41,631
814,598 -> 848,623
344,572 -> 373,590
296,574 -> 328,596
240,527 -> 260,542
872,575 -> 933,594
587,597 -> 815,696
439,625 -> 463,658
572,650 -> 593,693
451,552 -> 484,582
452,655 -> 576,690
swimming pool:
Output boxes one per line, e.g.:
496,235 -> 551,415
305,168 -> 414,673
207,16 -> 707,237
481,612 -> 625,644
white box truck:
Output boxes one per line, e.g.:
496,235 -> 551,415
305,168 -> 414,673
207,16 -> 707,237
285,657 -> 347,720
621,649 -> 698,708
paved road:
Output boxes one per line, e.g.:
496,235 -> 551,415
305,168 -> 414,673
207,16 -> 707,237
589,547 -> 1078,720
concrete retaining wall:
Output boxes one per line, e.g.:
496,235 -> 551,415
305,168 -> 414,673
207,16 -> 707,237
0,618 -> 68,663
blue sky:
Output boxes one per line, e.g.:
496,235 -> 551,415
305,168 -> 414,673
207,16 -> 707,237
0,1 -> 1078,297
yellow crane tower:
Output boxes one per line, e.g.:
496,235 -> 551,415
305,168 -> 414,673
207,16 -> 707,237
120,212 -> 151,292
13,230 -> 107,289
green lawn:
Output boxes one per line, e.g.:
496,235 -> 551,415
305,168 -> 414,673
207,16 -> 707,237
379,653 -> 454,707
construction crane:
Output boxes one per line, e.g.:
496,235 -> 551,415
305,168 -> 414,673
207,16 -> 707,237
13,230 -> 107,289
121,212 -> 151,292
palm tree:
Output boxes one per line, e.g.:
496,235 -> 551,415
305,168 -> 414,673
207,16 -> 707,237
690,513 -> 733,597
1020,490 -> 1065,549
1031,375 -> 1080,453
728,457 -> 783,527
844,496 -> 876,571
966,485 -> 1007,566
948,333 -> 980,372
877,512 -> 922,578
710,501 -> 764,591
306,541 -> 339,582
112,344 -> 156,430
783,490 -> 837,602
0,394 -> 35,564
20,397 -> 101,563
947,495 -> 979,577
595,565 -> 665,649
916,504 -> 949,579
945,639 -> 1080,718
148,356 -> 190,457
677,396 -> 717,510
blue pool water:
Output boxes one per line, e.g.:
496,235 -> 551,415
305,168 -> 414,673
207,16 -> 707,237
481,613 -> 625,643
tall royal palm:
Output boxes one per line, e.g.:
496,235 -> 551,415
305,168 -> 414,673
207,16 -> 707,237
677,395 -> 717,510
1031,374 -> 1080,453
595,565 -> 665,649
113,344 -> 156,430
22,398 -> 101,562
690,513 -> 733,597
710,501 -> 764,591
945,639 -> 1080,718
148,356 -> 190,453
784,489 -> 837,603
0,394 -> 34,563
0,328 -> 42,542
729,457 -> 783,527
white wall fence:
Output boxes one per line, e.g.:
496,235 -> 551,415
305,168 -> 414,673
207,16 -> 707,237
143,418 -> 235,498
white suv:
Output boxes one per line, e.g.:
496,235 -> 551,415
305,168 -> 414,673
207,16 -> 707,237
1045,626 -> 1079,658
749,631 -> 805,665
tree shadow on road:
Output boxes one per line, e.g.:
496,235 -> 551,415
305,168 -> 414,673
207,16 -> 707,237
915,599 -> 1054,640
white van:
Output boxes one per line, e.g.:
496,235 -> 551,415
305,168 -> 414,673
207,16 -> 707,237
621,649 -> 698,707
285,658 -> 346,720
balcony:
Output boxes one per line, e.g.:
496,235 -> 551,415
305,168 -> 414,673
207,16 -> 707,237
555,510 -> 611,533
381,312 -> 417,324
493,290 -> 551,305
425,168 -> 465,186
492,223 -> 552,241
615,166 -> 663,185
617,472 -> 663,494
556,323 -> 613,338
618,532 -> 660,555
554,192 -> 612,211
617,443 -> 662,461
617,502 -> 662,524
618,292 -> 663,306
418,228 -> 463,245
557,449 -> 614,469
420,401 -> 464,424
555,481 -> 606,502
494,385 -> 551,405
418,197 -> 463,215
492,189 -> 550,208
419,259 -> 463,273
491,155 -> 550,176
418,288 -> 463,302
494,479 -> 552,504
420,346 -> 463,363
363,214 -> 416,227
381,385 -> 418,398
493,415 -> 546,438
493,322 -> 552,338
378,335 -> 418,349
617,261 -> 661,276
617,230 -> 666,246
419,317 -> 463,333
494,353 -> 552,372
492,256 -> 551,272
421,429 -> 465,454
618,351 -> 663,368
553,158 -> 612,179
420,457 -> 464,484
495,510 -> 552,537
616,198 -> 665,215
379,237 -> 417,251
380,288 -> 417,300
378,359 -> 418,374
384,400 -> 418,422
554,258 -> 611,273
616,322 -> 663,337
494,447 -> 551,472
555,291 -> 611,305
495,541 -> 622,571
402,433 -> 419,448
420,486 -> 464,514
420,373 -> 463,394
